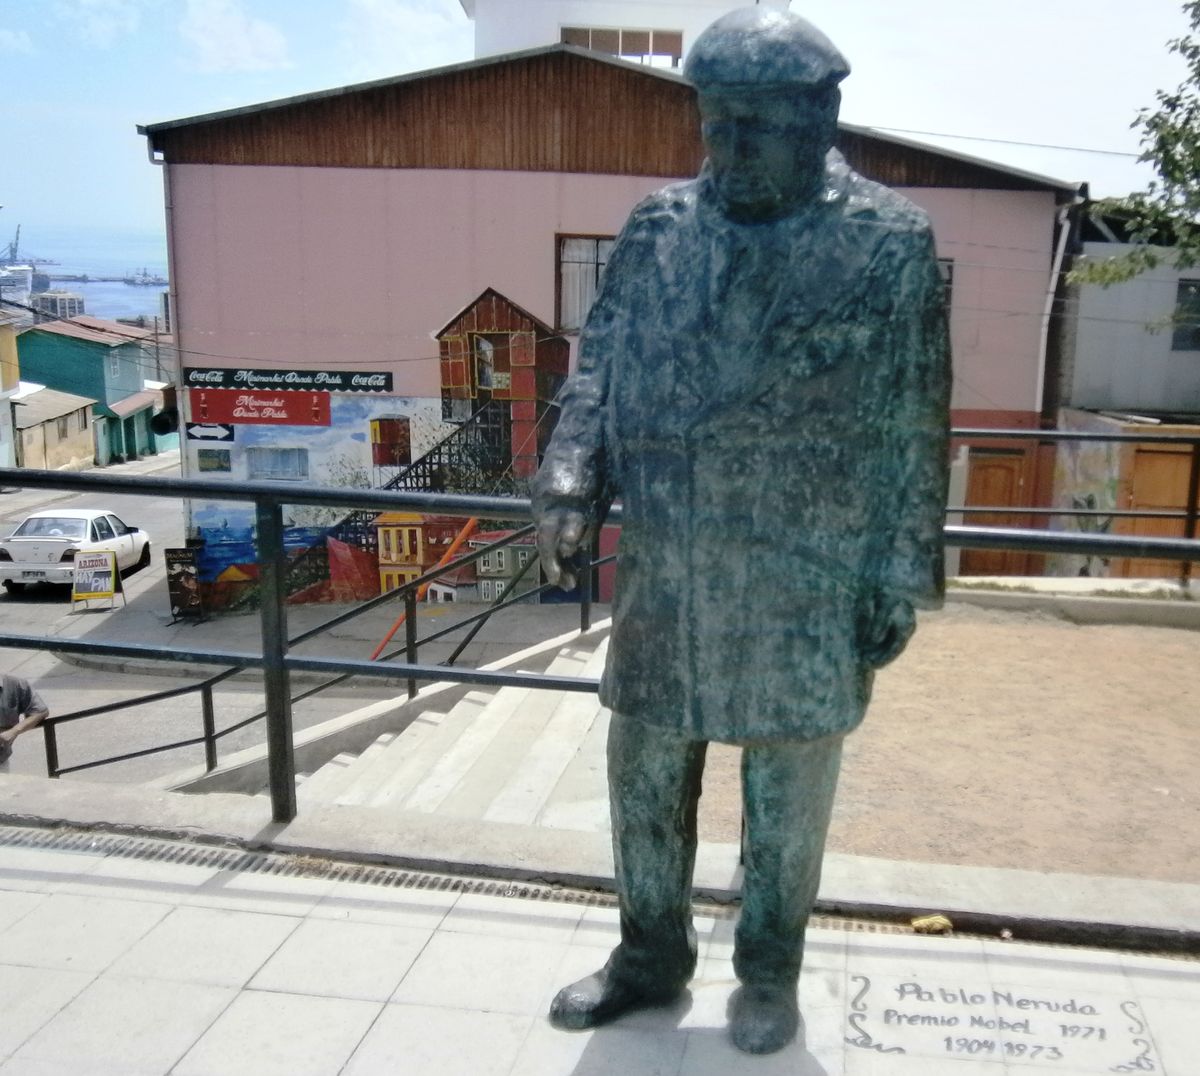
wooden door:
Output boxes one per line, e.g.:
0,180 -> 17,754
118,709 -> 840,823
1115,447 -> 1191,578
959,448 -> 1029,576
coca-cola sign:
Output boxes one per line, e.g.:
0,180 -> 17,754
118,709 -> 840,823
183,368 -> 393,393
188,388 -> 331,426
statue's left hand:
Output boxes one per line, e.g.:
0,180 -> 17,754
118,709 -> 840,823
858,593 -> 916,668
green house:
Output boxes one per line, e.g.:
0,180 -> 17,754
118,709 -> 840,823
16,315 -> 167,465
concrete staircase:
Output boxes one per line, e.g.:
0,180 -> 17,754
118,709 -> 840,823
293,635 -> 612,832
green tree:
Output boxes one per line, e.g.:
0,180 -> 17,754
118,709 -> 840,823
1070,0 -> 1200,285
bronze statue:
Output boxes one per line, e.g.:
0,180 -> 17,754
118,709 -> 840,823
532,6 -> 950,1055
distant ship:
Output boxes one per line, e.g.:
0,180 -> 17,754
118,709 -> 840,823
123,268 -> 168,286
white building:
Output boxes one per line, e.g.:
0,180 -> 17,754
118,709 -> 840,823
1060,240 -> 1200,415
0,265 -> 32,309
461,0 -> 788,63
32,291 -> 86,320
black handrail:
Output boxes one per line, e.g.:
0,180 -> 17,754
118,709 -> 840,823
949,426 -> 1200,585
31,525 -> 550,779
2,460 -> 1199,823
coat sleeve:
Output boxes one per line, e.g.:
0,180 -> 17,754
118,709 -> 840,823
530,201 -> 653,525
878,224 -> 952,609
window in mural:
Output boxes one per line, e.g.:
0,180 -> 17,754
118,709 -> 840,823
475,337 -> 495,390
247,446 -> 309,481
197,448 -> 231,473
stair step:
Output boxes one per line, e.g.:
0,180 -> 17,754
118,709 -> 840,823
295,753 -> 357,805
536,702 -> 612,831
397,685 -> 535,812
333,712 -> 445,806
481,639 -> 610,826
369,643 -> 601,811
356,692 -> 494,807
423,640 -> 605,821
301,733 -> 399,806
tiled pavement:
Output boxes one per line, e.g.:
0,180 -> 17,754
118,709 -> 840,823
1,832 -> 1196,1075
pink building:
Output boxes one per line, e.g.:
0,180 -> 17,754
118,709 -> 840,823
139,44 -> 1083,586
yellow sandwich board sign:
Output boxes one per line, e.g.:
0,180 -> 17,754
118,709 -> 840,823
72,550 -> 121,607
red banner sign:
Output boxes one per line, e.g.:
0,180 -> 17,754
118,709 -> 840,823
188,388 -> 331,426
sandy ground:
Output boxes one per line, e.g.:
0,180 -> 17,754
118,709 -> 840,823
695,602 -> 1200,886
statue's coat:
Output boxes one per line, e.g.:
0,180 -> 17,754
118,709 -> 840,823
534,151 -> 951,743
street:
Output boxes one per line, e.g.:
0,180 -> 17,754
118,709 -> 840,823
1,486 -> 185,636
0,455 -> 403,788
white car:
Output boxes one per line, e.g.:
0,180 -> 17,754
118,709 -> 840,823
0,509 -> 151,593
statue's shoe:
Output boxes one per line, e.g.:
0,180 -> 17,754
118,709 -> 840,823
728,982 -> 801,1054
549,965 -> 683,1031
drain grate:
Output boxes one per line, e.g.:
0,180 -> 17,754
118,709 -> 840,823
0,822 -> 622,907
2,823 -> 1195,960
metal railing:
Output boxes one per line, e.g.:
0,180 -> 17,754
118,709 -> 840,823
951,426 -> 1200,584
26,523 -> 593,781
1,463 -> 1198,826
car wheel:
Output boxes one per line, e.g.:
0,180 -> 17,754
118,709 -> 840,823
136,542 -> 152,571
2,580 -> 26,594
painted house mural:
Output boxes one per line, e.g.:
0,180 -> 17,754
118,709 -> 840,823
179,287 -> 567,609
374,513 -> 472,598
184,389 -> 451,607
470,529 -> 538,604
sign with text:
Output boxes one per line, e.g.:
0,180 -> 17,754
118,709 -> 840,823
183,368 -> 393,393
842,972 -> 1161,1072
72,550 -> 117,602
165,548 -> 204,621
188,389 -> 331,426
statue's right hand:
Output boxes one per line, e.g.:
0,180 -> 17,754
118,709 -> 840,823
536,508 -> 589,591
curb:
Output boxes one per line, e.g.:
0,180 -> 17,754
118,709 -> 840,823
946,586 -> 1200,630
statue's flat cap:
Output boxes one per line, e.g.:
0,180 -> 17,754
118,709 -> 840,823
684,8 -> 849,92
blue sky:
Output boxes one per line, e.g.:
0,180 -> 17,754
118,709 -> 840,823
1,0 -> 1193,239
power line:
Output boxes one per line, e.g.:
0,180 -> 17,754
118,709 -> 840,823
865,126 -> 1142,159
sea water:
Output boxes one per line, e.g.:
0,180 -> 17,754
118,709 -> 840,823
13,223 -> 168,322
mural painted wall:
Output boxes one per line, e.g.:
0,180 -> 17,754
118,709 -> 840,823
1046,409 -> 1123,577
184,392 -> 452,602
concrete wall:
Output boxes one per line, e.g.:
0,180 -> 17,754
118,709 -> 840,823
1067,241 -> 1200,412
0,319 -> 18,395
18,414 -> 94,471
910,187 -> 1057,418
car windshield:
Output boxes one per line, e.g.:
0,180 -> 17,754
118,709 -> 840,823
12,517 -> 88,540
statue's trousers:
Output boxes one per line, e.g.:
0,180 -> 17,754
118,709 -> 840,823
606,712 -> 844,989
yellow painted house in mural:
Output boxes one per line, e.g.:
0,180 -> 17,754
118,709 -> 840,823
374,511 -> 425,593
